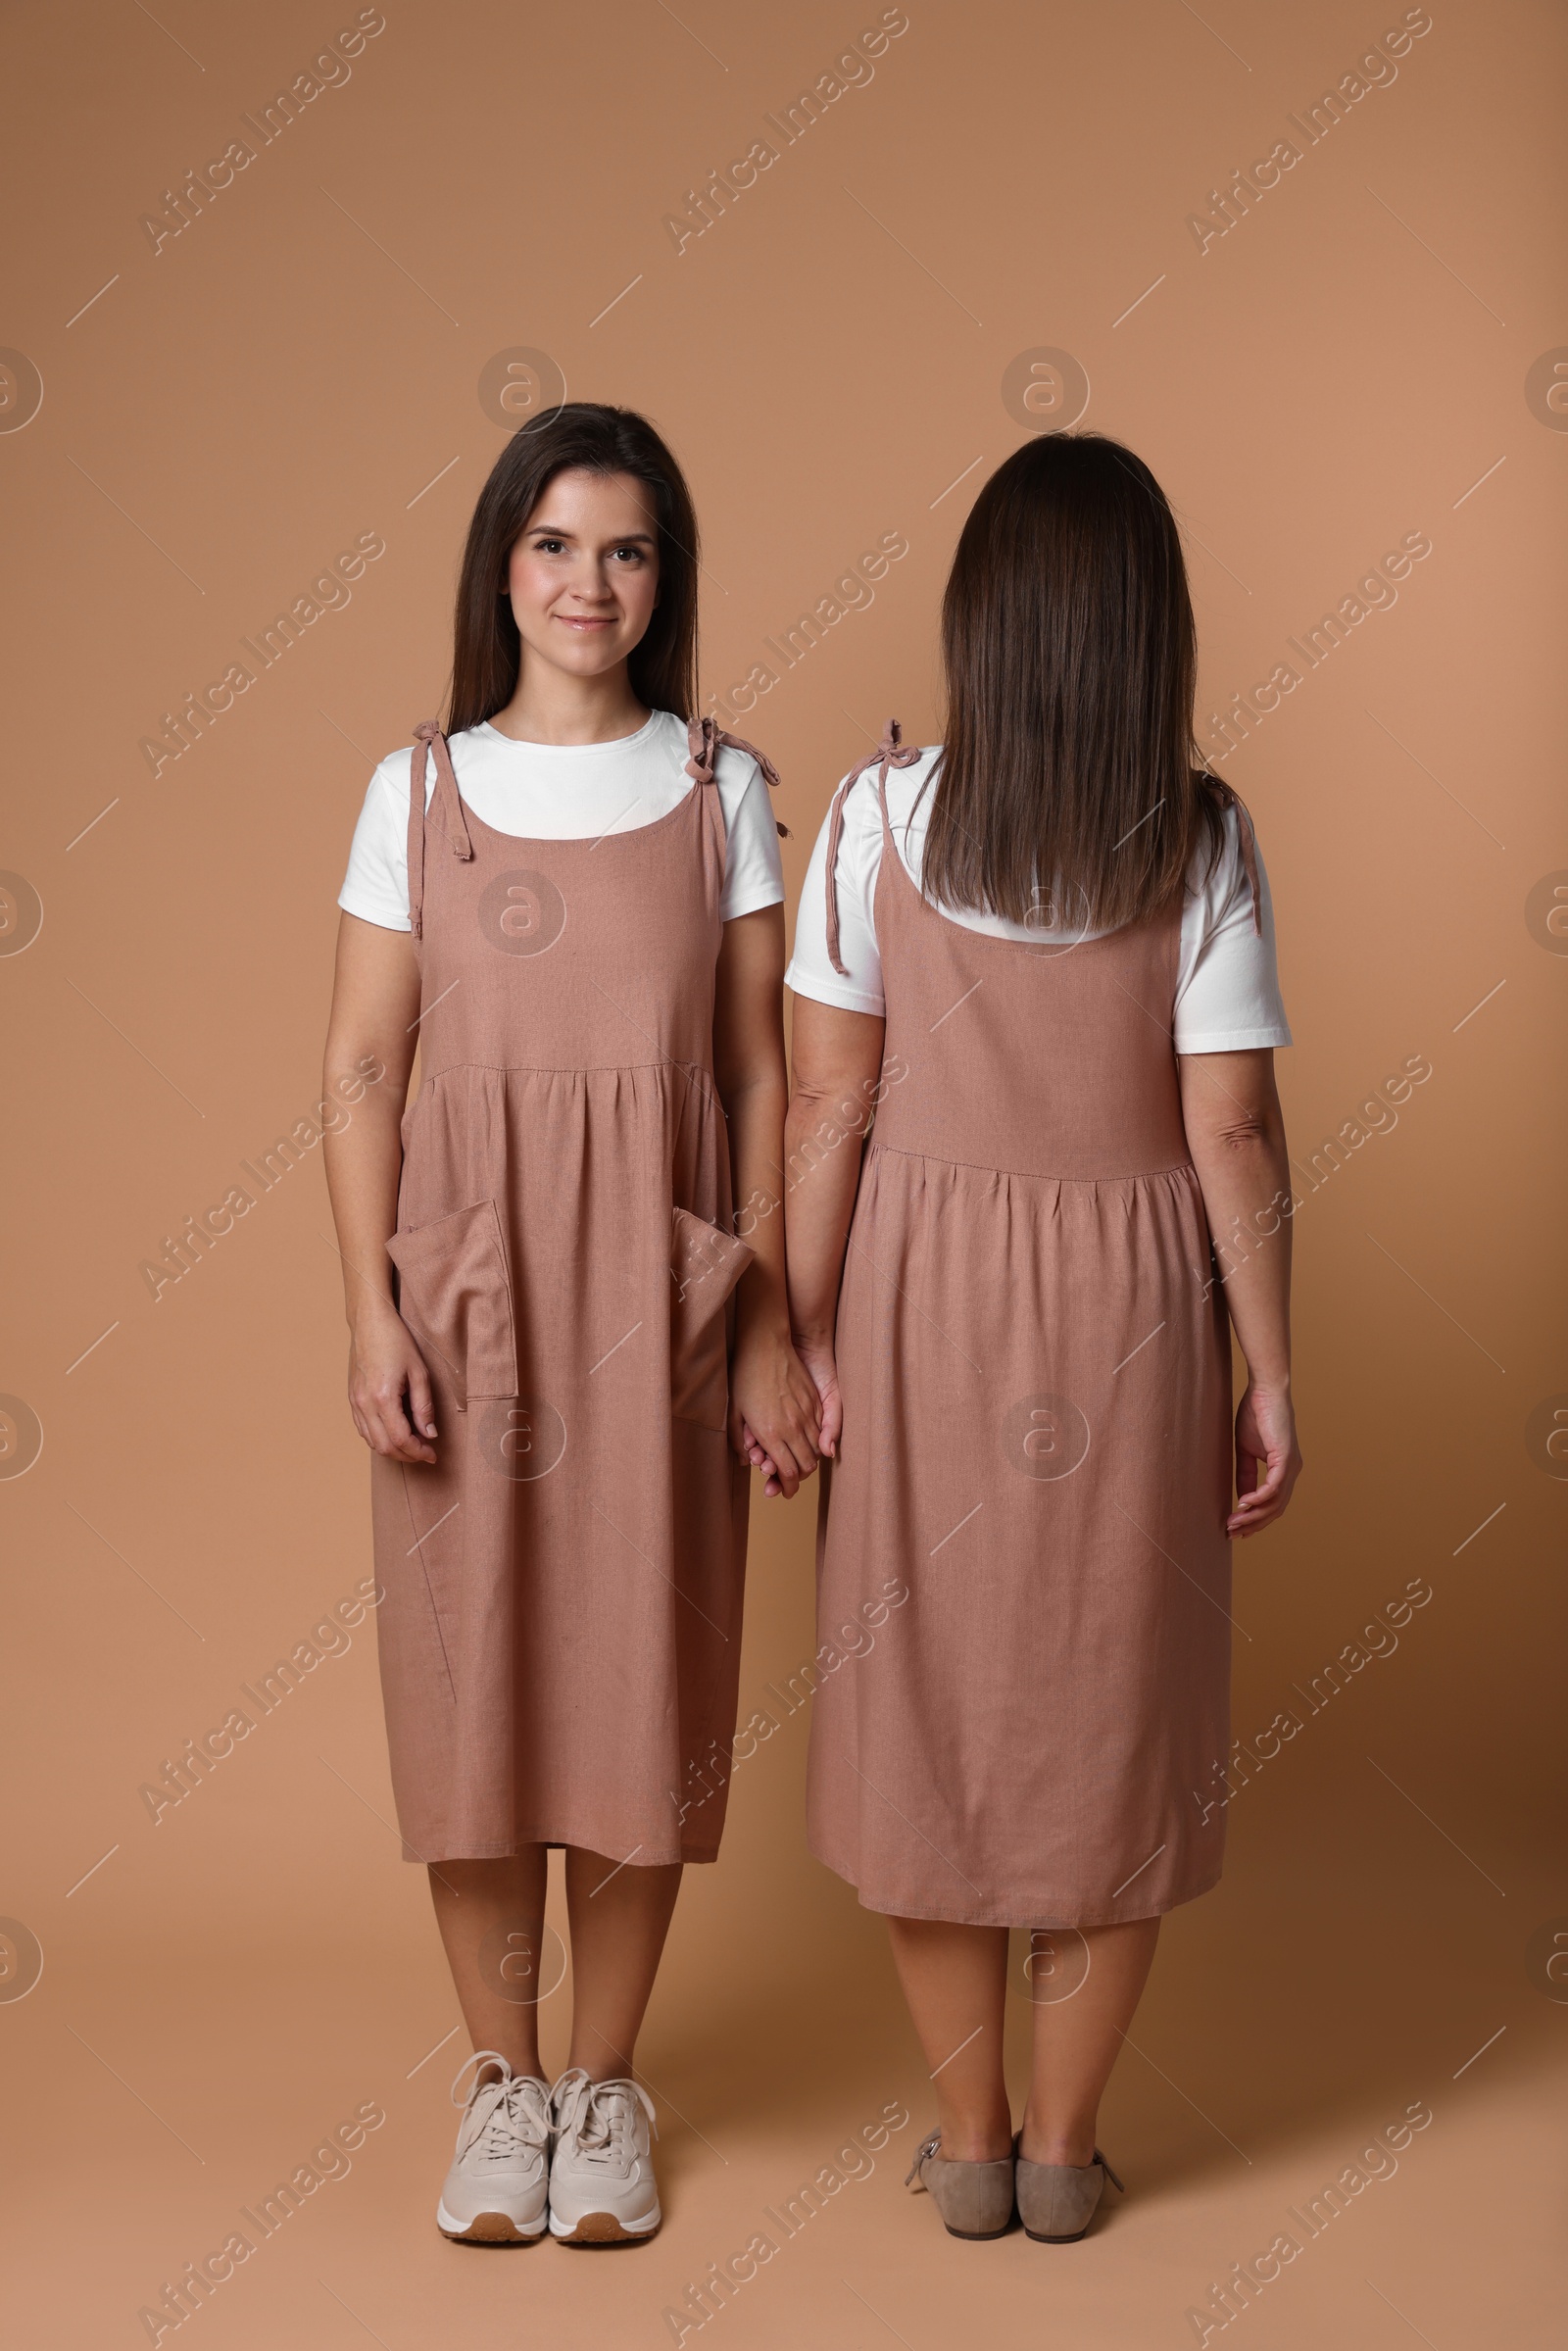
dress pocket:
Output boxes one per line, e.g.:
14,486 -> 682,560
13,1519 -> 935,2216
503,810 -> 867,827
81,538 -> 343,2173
670,1207 -> 754,1431
386,1199 -> 518,1406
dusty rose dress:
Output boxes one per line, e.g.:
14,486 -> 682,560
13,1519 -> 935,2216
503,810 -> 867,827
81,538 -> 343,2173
807,731 -> 1254,1929
370,717 -> 771,1866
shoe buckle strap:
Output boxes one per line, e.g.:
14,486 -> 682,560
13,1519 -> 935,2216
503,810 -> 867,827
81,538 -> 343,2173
905,2128 -> 942,2188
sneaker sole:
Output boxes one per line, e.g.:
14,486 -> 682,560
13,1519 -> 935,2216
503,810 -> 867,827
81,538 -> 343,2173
437,2203 -> 547,2245
550,2208 -> 662,2245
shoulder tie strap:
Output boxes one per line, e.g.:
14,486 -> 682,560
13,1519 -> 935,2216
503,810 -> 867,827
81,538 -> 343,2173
824,718 -> 921,977
1202,774 -> 1263,936
407,721 -> 473,941
684,716 -> 790,838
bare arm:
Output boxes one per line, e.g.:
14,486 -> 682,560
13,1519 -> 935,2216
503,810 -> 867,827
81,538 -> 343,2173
712,905 -> 821,1497
1178,1047 -> 1302,1537
782,995 -> 889,1458
321,912 -> 437,1465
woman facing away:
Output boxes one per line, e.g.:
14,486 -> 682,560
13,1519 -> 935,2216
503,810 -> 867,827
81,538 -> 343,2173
776,432 -> 1303,2243
321,405 -> 820,2247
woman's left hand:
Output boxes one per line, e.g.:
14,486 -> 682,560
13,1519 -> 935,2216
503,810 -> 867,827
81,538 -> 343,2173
729,1326 -> 822,1499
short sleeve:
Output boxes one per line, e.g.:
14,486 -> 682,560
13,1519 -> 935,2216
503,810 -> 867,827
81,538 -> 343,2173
715,750 -> 786,922
1173,806 -> 1293,1053
784,774 -> 886,1014
338,753 -> 419,932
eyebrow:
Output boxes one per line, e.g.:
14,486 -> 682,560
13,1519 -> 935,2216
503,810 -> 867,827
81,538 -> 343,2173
526,522 -> 658,545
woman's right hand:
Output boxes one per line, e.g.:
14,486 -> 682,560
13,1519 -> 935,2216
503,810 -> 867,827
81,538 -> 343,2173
347,1300 -> 437,1464
1229,1383 -> 1300,1538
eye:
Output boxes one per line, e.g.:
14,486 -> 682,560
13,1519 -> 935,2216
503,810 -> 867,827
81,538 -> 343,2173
610,545 -> 646,564
531,535 -> 567,555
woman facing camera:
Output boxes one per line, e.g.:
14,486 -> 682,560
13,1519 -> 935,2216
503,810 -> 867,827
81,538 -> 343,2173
778,433 -> 1301,2243
322,405 -> 818,2250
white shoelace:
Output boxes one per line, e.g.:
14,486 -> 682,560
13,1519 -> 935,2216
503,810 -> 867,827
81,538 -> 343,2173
552,2070 -> 658,2171
451,2051 -> 550,2169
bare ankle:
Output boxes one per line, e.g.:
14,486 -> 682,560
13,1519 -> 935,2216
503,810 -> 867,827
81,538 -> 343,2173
941,2133 -> 1012,2163
489,2049 -> 542,2082
565,2047 -> 635,2082
1019,2122 -> 1096,2167
938,2105 -> 1013,2164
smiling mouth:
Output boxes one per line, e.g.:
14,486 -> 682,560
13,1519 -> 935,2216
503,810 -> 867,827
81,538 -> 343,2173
557,613 -> 614,629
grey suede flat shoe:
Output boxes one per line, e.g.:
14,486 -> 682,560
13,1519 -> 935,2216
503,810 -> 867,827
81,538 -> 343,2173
1013,2141 -> 1124,2242
905,2129 -> 1015,2239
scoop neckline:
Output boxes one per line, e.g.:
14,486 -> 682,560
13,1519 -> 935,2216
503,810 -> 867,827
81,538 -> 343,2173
473,709 -> 666,755
441,726 -> 702,854
438,709 -> 698,850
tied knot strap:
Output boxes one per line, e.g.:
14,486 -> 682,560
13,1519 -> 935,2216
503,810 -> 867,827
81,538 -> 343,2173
407,719 -> 473,940
684,716 -> 790,837
824,718 -> 921,977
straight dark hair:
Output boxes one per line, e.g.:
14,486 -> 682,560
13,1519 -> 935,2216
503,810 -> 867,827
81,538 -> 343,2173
920,432 -> 1226,934
447,404 -> 700,735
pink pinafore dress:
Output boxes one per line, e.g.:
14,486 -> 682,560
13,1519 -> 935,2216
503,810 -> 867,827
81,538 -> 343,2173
370,716 -> 777,1866
807,727 -> 1259,1929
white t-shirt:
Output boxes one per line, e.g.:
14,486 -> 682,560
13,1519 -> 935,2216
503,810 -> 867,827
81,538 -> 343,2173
784,749 -> 1292,1053
338,709 -> 785,931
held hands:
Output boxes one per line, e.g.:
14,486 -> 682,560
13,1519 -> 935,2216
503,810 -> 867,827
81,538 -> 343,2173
348,1298 -> 825,1489
1229,1383 -> 1301,1538
729,1324 -> 823,1500
345,1309 -> 1298,1533
789,1335 -> 842,1462
347,1298 -> 438,1465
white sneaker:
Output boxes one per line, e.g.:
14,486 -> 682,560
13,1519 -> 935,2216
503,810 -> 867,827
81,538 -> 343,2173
436,2051 -> 552,2243
548,2068 -> 661,2243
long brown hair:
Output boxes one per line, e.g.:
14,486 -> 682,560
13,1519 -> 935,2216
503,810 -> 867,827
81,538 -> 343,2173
447,404 -> 700,735
920,432 -> 1225,933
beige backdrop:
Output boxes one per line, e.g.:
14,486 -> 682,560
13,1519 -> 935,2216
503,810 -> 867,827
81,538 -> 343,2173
3,1 -> 1564,2343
